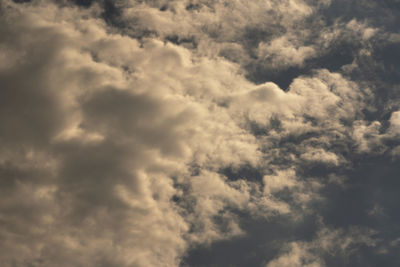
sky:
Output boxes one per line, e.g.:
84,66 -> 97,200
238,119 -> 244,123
0,0 -> 399,266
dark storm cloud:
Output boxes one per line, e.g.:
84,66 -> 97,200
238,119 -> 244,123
1,0 -> 400,266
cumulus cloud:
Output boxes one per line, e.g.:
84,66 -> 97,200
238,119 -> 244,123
1,0 -> 399,266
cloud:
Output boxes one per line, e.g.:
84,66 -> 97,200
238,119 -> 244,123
264,169 -> 298,195
388,111 -> 400,136
352,120 -> 383,152
300,147 -> 341,165
257,36 -> 316,68
0,1 -> 268,265
266,242 -> 324,267
0,3 -> 193,266
1,0 -> 400,266
266,225 -> 377,267
351,110 -> 400,154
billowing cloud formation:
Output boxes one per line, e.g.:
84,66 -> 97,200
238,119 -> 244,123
0,0 -> 399,266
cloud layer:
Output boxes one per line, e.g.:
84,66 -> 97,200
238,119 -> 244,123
0,0 -> 399,266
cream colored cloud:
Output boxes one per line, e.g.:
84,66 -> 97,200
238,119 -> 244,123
262,168 -> 322,214
388,111 -> 400,136
187,171 -> 250,243
0,1 -> 266,266
266,242 -> 324,267
289,70 -> 362,122
352,120 -> 382,152
346,19 -> 378,41
228,82 -> 302,127
257,36 -> 316,68
264,169 -> 298,195
0,0 -> 391,266
266,225 -> 377,267
115,0 -> 328,68
300,147 -> 341,165
350,110 -> 400,156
